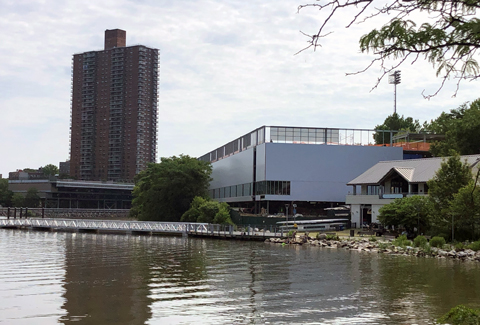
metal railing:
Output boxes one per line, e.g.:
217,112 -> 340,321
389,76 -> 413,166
0,208 -> 131,220
0,218 -> 209,234
188,223 -> 285,238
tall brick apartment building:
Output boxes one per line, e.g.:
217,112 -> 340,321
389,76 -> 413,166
70,29 -> 159,181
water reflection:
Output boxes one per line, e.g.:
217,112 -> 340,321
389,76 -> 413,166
1,229 -> 480,324
60,233 -> 153,324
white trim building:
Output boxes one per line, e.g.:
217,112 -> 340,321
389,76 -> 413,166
346,155 -> 480,228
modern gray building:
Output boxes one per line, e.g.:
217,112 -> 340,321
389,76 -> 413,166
200,126 -> 403,217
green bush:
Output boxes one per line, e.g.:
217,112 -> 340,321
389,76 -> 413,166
455,242 -> 465,251
423,245 -> 432,255
378,242 -> 389,250
468,241 -> 480,251
369,237 -> 377,242
430,236 -> 447,248
326,234 -> 339,241
414,235 -> 428,248
392,234 -> 412,247
438,304 -> 480,325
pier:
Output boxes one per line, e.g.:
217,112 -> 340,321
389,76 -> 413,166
0,218 -> 285,240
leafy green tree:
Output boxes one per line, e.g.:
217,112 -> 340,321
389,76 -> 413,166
12,193 -> 24,207
131,155 -> 212,222
0,179 -> 13,207
41,164 -> 59,176
298,0 -> 480,97
181,196 -> 208,222
450,173 -> 480,241
24,187 -> 41,208
427,154 -> 473,234
378,195 -> 431,233
373,113 -> 420,144
181,196 -> 234,225
212,202 -> 233,225
428,99 -> 480,156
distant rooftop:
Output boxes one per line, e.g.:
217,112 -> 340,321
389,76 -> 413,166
347,154 -> 480,185
199,126 -> 388,163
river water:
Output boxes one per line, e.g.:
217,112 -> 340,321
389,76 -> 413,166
1,229 -> 480,325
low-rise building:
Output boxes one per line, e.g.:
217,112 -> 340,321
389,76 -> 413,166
346,155 -> 480,227
8,179 -> 134,209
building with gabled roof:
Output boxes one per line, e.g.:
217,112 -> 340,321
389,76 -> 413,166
346,155 -> 480,228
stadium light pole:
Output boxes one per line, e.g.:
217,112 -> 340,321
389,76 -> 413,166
388,70 -> 401,114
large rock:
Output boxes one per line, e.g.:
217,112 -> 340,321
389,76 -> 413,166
447,250 -> 457,257
437,249 -> 448,257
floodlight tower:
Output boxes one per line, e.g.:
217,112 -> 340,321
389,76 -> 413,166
388,70 -> 401,114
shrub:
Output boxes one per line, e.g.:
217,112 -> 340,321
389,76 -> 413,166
393,234 -> 412,247
455,242 -> 465,251
423,245 -> 432,255
438,304 -> 480,325
369,237 -> 377,242
468,241 -> 480,251
378,242 -> 389,250
414,235 -> 428,248
326,234 -> 339,241
430,236 -> 446,248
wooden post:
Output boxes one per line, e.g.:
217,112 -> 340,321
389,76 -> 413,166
7,207 -> 10,219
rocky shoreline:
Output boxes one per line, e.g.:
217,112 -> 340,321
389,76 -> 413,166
265,235 -> 480,262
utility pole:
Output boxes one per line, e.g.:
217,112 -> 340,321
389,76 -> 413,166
388,70 -> 401,114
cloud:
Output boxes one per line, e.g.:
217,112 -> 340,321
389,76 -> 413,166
0,0 -> 478,177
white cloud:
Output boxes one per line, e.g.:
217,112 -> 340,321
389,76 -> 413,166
0,0 -> 478,177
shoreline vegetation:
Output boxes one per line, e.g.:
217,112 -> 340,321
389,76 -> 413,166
265,232 -> 480,263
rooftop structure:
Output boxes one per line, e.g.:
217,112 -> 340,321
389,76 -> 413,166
201,126 -> 403,217
200,126 -> 382,163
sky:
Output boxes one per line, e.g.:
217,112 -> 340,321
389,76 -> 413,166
1,0 -> 479,178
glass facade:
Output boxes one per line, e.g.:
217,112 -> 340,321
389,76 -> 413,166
210,181 -> 290,199
199,126 -> 376,163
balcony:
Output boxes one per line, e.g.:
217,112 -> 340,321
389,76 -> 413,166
346,192 -> 427,205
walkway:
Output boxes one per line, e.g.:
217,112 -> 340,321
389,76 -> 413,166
0,218 -> 285,240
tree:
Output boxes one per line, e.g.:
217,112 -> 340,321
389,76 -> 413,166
180,196 -> 208,222
41,164 -> 59,176
181,196 -> 234,225
131,155 -> 212,222
427,99 -> 480,156
24,187 -> 41,208
427,154 -> 473,234
298,0 -> 480,97
373,113 -> 420,144
0,179 -> 13,207
450,181 -> 480,241
12,193 -> 24,207
378,195 -> 431,233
